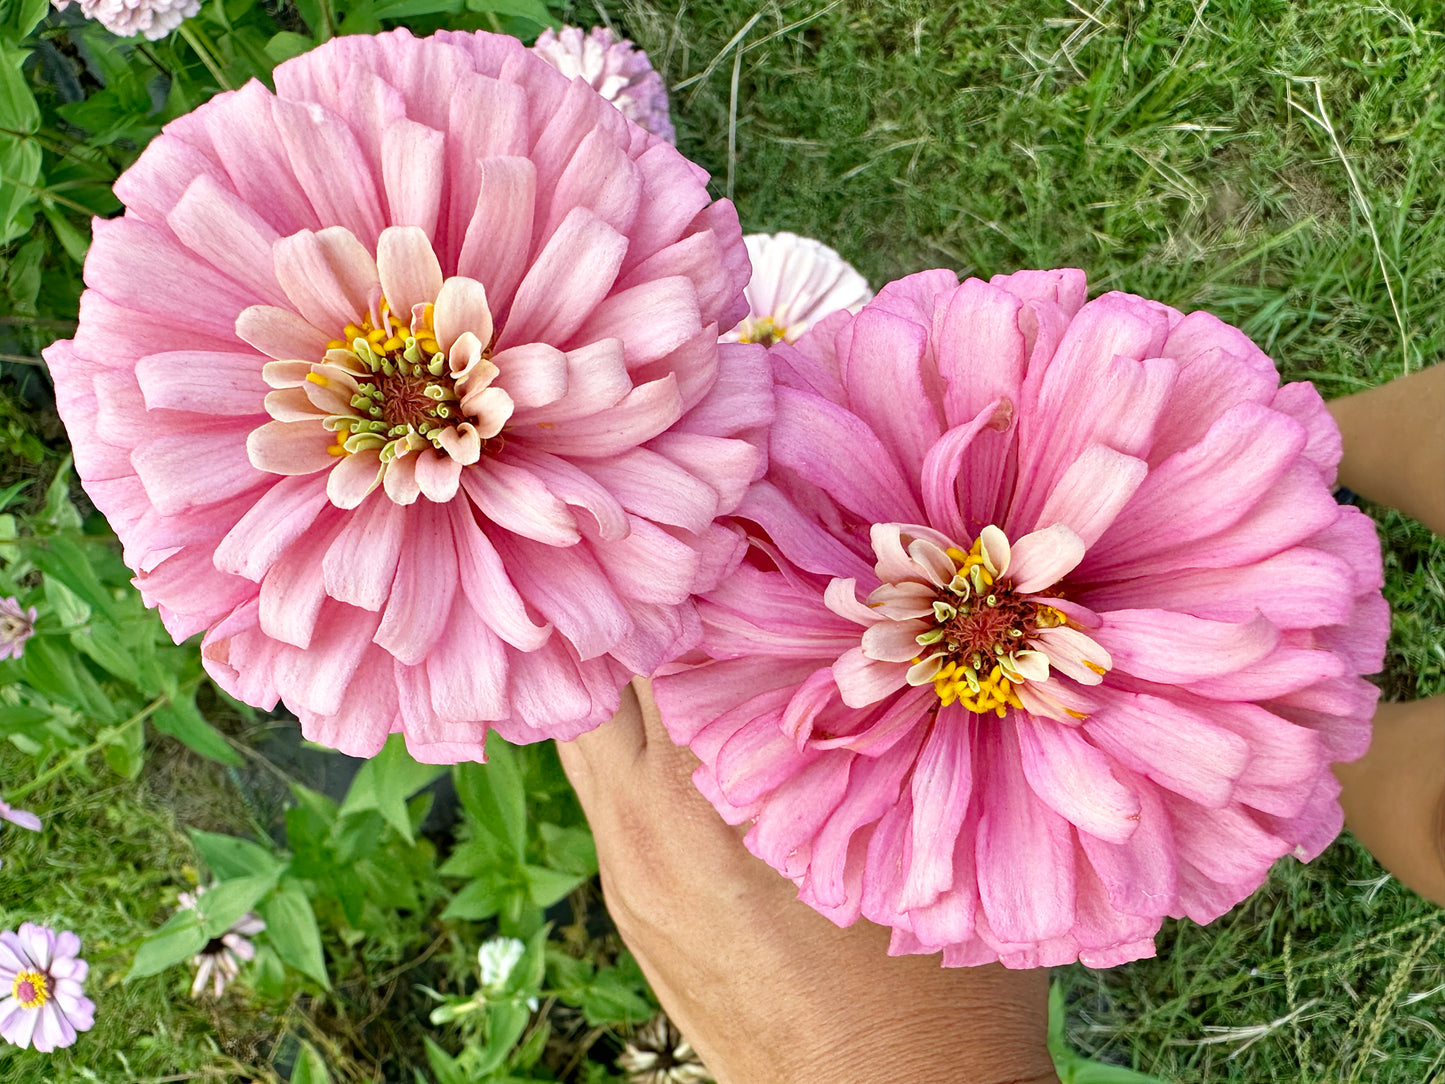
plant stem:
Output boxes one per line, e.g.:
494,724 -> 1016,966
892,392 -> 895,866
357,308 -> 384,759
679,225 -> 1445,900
5,684 -> 192,802
178,22 -> 234,91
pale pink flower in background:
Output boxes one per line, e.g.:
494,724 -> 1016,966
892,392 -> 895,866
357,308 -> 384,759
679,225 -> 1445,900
0,801 -> 41,833
44,29 -> 767,763
654,268 -> 1388,969
51,0 -> 199,40
0,923 -> 94,1051
177,889 -> 264,998
0,800 -> 41,871
532,25 -> 676,144
0,597 -> 37,661
721,233 -> 872,346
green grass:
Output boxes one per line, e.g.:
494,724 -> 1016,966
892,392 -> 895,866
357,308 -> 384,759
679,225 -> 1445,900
0,744 -> 280,1082
575,1 -> 1445,1080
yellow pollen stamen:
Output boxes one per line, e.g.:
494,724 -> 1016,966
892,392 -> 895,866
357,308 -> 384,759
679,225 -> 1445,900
1084,660 -> 1107,676
305,372 -> 330,387
1065,708 -> 1090,720
13,970 -> 48,1010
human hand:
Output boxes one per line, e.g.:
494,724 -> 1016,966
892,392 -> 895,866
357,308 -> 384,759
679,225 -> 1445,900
556,678 -> 1059,1084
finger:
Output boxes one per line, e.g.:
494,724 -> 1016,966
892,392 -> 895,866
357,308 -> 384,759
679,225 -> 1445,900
555,682 -> 647,809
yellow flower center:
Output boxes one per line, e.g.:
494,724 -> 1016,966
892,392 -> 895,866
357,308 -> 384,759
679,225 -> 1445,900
13,970 -> 48,1010
737,315 -> 788,346
321,300 -> 463,461
914,537 -> 1066,716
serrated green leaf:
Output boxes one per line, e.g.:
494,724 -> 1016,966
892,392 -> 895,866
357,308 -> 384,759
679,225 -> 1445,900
260,881 -> 329,989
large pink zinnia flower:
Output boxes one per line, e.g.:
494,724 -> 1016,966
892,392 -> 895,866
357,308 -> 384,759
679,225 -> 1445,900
653,268 -> 1388,969
44,29 -> 767,762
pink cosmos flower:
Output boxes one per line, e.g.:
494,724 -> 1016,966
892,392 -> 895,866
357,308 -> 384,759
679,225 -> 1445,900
44,29 -> 766,763
653,268 -> 1388,969
721,233 -> 873,347
0,598 -> 37,661
50,0 -> 199,40
532,26 -> 676,144
177,888 -> 264,998
0,923 -> 95,1051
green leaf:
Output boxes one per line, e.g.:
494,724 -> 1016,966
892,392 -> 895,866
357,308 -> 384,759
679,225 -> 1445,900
461,0 -> 555,26
522,864 -> 583,909
438,836 -> 507,879
340,733 -> 443,843
41,459 -> 83,531
126,910 -> 207,980
454,733 -> 526,857
1048,984 -> 1169,1084
264,30 -> 315,64
260,881 -> 330,989
152,692 -> 243,765
0,136 -> 41,251
290,1040 -> 332,1084
193,873 -> 281,936
441,877 -> 511,921
0,45 -> 39,132
371,0 -> 463,17
190,830 -> 283,880
423,1037 -> 468,1084
538,823 -> 597,877
1,0 -> 49,35
40,204 -> 91,265
574,964 -> 654,1027
478,1001 -> 531,1073
103,713 -> 146,779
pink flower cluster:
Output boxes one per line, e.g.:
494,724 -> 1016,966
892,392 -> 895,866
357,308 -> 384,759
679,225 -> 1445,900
654,269 -> 1387,968
532,25 -> 676,144
51,0 -> 199,40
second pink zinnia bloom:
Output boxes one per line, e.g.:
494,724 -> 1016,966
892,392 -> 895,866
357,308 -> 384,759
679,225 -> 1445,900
44,29 -> 768,762
653,268 -> 1388,968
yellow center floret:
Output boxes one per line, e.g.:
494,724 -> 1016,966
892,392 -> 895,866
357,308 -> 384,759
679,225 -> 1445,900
13,970 -> 48,1009
320,300 -> 460,462
913,537 -> 1066,717
737,316 -> 788,346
